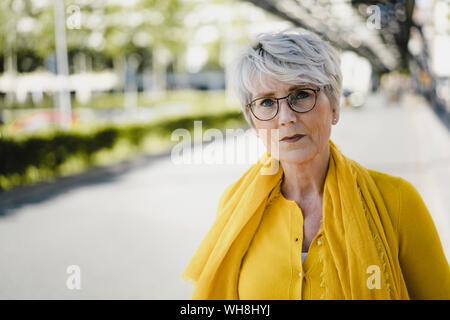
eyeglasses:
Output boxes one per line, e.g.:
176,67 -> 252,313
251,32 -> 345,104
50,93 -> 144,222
247,87 -> 321,121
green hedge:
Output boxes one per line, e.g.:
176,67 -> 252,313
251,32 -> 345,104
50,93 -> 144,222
0,110 -> 248,191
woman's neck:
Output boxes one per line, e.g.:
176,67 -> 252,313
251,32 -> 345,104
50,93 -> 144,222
280,144 -> 330,204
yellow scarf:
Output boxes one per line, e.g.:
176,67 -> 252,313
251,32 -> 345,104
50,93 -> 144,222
182,140 -> 410,299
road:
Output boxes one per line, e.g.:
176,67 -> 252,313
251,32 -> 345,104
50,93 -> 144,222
0,92 -> 448,299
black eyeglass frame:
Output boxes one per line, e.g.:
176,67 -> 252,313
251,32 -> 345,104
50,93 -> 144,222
246,87 -> 321,121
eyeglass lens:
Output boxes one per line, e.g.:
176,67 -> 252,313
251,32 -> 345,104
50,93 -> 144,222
251,88 -> 317,120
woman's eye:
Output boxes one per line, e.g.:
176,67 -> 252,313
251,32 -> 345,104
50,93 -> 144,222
294,90 -> 310,100
260,99 -> 275,107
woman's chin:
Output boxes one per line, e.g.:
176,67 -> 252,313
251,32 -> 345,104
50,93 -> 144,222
275,148 -> 313,164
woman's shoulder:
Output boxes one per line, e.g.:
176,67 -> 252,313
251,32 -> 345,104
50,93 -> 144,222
367,168 -> 429,233
367,168 -> 423,203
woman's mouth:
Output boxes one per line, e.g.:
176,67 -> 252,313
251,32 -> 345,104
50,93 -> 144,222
280,134 -> 305,143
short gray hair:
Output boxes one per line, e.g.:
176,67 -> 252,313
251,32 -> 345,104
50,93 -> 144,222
230,29 -> 342,128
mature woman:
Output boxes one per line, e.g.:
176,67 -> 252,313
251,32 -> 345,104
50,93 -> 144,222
182,29 -> 450,299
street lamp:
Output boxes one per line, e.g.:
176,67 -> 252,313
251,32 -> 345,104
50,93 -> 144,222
53,0 -> 72,129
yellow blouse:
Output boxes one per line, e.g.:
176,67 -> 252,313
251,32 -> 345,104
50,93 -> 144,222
238,169 -> 450,300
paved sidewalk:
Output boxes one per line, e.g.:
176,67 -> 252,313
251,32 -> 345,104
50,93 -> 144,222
0,93 -> 448,299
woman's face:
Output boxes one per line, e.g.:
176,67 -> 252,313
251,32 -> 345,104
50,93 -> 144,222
250,74 -> 338,164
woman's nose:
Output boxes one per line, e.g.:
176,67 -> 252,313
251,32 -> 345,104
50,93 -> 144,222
278,98 -> 297,126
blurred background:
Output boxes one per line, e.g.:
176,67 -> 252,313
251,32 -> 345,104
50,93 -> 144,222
0,0 -> 449,299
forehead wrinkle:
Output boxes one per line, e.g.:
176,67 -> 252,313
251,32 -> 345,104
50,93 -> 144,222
251,77 -> 314,98
253,85 -> 314,99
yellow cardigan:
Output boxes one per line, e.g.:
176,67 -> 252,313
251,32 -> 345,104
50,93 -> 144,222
182,140 -> 450,299
238,169 -> 450,300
